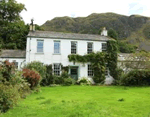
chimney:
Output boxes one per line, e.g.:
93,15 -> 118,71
30,19 -> 35,31
30,24 -> 35,31
101,27 -> 107,36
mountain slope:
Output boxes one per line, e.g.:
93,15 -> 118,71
41,12 -> 150,51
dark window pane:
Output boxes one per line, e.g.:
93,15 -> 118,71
102,43 -> 107,52
88,65 -> 94,76
71,41 -> 77,54
54,64 -> 61,75
87,43 -> 93,54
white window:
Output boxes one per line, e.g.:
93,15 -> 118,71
88,64 -> 94,77
37,40 -> 44,53
53,64 -> 61,75
71,41 -> 77,54
54,41 -> 60,54
87,42 -> 93,54
102,43 -> 107,52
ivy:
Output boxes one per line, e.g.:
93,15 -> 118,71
68,40 -> 118,84
107,40 -> 118,80
68,52 -> 107,83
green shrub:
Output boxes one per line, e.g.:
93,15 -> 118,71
0,62 -> 31,113
63,78 -> 75,86
24,61 -> 46,80
93,74 -> 105,84
41,64 -> 53,86
113,68 -> 124,85
121,69 -> 150,86
52,71 -> 71,85
53,75 -> 63,84
0,84 -> 20,113
9,71 -> 31,98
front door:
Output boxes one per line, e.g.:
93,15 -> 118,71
70,67 -> 78,80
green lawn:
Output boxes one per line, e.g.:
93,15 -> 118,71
1,86 -> 150,117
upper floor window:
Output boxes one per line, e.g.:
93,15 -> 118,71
37,40 -> 44,53
54,41 -> 60,54
102,43 -> 107,52
87,42 -> 93,54
53,63 -> 61,75
88,64 -> 94,77
71,41 -> 77,54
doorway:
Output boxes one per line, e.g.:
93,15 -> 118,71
70,67 -> 78,80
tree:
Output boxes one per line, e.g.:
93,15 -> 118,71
118,41 -> 137,53
108,28 -> 118,40
0,0 -> 29,49
35,24 -> 44,31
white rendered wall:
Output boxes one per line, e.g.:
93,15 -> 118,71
0,58 -> 26,70
26,37 -> 110,83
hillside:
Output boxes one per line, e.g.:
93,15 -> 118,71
41,12 -> 150,51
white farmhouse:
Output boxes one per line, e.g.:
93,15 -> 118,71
26,29 -> 114,84
0,50 -> 26,69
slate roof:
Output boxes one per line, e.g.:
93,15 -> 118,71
0,50 -> 26,58
28,31 -> 112,41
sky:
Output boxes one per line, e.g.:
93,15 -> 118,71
16,0 -> 150,25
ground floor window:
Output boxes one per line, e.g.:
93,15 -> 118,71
88,64 -> 94,77
13,60 -> 18,69
53,63 -> 61,75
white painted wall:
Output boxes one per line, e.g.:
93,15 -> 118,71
26,37 -> 113,84
0,58 -> 26,70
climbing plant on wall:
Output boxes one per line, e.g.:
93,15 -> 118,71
106,40 -> 118,80
68,40 -> 118,84
68,52 -> 107,83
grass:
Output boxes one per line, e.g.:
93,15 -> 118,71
1,86 -> 150,117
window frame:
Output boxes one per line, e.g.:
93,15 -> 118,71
71,41 -> 77,54
88,64 -> 94,77
54,40 -> 61,54
102,43 -> 107,52
53,63 -> 61,76
87,42 -> 93,54
37,40 -> 44,53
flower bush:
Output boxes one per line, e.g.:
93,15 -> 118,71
22,69 -> 41,89
77,77 -> 92,85
0,60 -> 15,82
0,60 -> 31,113
24,61 -> 46,80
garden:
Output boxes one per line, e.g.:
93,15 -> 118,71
1,40 -> 150,116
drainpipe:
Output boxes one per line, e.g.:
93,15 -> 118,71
29,36 -> 31,63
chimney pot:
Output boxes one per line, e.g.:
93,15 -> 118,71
101,27 -> 107,36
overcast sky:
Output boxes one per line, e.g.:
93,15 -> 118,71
16,0 -> 150,25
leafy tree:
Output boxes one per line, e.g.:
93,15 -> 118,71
118,41 -> 137,53
108,28 -> 118,40
0,0 -> 29,50
35,24 -> 44,31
